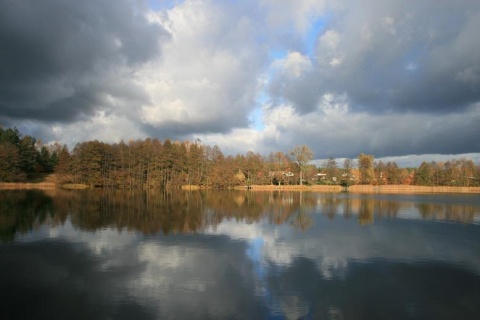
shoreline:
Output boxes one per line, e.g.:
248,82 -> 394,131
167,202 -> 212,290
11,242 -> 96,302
234,184 -> 480,194
0,182 -> 57,190
347,185 -> 480,194
1,183 -> 480,194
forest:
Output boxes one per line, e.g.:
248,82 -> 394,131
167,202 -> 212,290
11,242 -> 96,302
1,126 -> 479,188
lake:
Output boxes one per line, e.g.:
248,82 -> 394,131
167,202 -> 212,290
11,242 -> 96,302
1,189 -> 480,320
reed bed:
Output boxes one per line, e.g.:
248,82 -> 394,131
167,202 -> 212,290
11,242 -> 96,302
2,182 -> 479,194
234,185 -> 343,192
62,184 -> 90,189
0,182 -> 57,190
348,185 -> 480,194
234,184 -> 480,194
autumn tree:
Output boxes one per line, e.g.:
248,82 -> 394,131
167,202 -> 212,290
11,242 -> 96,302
0,142 -> 25,181
358,153 -> 374,184
112,140 -> 130,188
0,127 -> 41,181
374,161 -> 386,185
303,164 -> 319,184
243,151 -> 266,185
267,151 -> 290,185
460,159 -> 477,187
186,140 -> 206,185
54,145 -> 72,175
171,141 -> 189,186
443,158 -> 477,186
385,161 -> 401,184
207,146 -> 241,189
324,157 -> 339,182
290,145 -> 314,185
475,165 -> 480,187
206,145 -> 225,188
342,158 -> 354,184
71,140 -> 113,187
414,162 -> 433,186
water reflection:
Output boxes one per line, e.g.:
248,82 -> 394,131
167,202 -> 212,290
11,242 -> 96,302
1,190 -> 480,241
1,190 -> 480,319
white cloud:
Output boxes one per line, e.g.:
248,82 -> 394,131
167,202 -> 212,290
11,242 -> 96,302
273,52 -> 312,78
49,112 -> 145,148
316,29 -> 345,68
317,93 -> 349,115
135,0 -> 265,133
319,29 -> 341,50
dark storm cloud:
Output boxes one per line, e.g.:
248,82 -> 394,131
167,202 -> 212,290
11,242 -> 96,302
0,0 -> 165,122
142,111 -> 251,141
270,0 -> 480,115
261,101 -> 480,159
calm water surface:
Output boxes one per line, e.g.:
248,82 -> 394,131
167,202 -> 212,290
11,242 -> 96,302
1,190 -> 480,319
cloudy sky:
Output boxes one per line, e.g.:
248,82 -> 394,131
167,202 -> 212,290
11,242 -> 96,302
1,0 -> 479,165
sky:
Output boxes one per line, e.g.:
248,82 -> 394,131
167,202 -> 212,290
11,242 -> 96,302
1,0 -> 479,166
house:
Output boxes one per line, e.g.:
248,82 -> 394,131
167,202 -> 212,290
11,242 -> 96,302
316,173 -> 327,180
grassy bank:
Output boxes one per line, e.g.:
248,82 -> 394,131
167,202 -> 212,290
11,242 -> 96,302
62,183 -> 90,189
0,173 -> 77,190
233,185 -> 343,192
2,180 -> 480,194
0,182 -> 57,190
238,184 -> 480,193
348,185 -> 480,194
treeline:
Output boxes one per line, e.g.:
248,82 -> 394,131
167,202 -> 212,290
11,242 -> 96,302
0,126 -> 479,188
413,159 -> 479,186
357,153 -> 479,187
63,139 -> 273,188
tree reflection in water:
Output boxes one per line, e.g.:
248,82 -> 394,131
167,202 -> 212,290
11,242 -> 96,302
1,190 -> 479,241
1,190 -> 480,319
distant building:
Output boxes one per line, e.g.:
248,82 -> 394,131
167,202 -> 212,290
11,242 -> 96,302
316,173 -> 327,180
